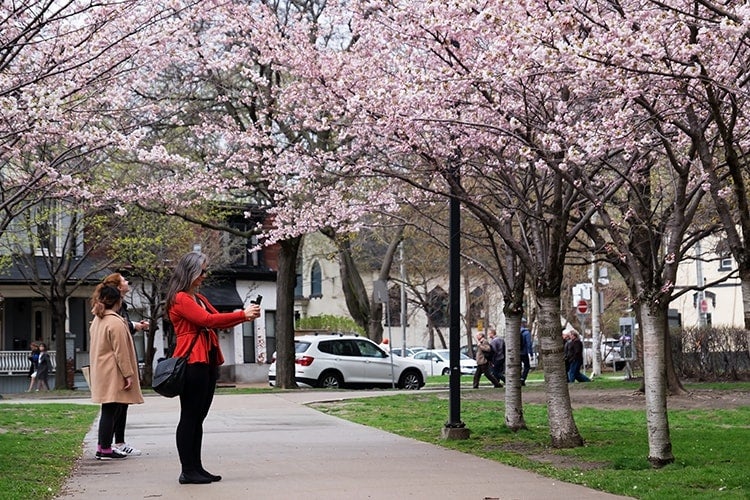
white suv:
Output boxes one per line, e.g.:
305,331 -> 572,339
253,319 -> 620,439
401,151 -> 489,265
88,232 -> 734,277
268,333 -> 427,390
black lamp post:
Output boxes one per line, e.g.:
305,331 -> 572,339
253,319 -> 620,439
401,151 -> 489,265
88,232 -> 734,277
442,162 -> 469,439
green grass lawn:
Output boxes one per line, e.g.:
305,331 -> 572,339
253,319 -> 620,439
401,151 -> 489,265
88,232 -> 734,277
0,403 -> 99,499
312,381 -> 750,500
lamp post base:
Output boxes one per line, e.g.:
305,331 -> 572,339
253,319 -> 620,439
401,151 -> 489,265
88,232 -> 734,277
441,425 -> 470,440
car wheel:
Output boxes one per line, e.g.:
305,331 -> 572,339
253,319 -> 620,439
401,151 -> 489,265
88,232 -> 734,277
399,370 -> 423,390
441,367 -> 450,376
318,371 -> 343,389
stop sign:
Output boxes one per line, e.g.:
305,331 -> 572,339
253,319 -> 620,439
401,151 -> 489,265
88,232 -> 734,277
700,299 -> 708,313
577,299 -> 589,314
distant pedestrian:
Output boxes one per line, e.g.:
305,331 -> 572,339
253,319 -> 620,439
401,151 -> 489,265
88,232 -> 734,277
487,328 -> 506,384
562,331 -> 573,372
379,338 -> 390,352
566,331 -> 590,383
520,319 -> 533,386
35,343 -> 52,391
27,342 -> 40,392
472,332 -> 502,388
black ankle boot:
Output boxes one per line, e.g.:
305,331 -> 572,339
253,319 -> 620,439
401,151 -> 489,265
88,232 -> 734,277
199,469 -> 222,482
179,471 -> 212,484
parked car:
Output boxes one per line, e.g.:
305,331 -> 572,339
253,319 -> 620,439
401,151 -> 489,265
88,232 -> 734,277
268,333 -> 427,390
583,337 -> 626,369
411,349 -> 477,376
390,347 -> 418,357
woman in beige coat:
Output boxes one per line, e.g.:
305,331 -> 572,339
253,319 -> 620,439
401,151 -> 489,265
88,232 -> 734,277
90,284 -> 144,460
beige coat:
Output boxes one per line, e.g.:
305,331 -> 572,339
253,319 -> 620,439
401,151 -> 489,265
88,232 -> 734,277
89,312 -> 144,405
475,337 -> 492,365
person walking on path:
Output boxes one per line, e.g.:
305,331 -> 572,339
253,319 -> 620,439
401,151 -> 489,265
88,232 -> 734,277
488,328 -> 506,384
520,319 -> 533,386
35,343 -> 52,391
566,331 -> 590,383
27,342 -> 40,392
472,332 -> 503,388
97,273 -> 150,457
89,284 -> 144,460
165,251 -> 261,485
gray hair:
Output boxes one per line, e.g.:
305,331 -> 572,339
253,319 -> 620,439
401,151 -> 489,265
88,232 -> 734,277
166,251 -> 207,311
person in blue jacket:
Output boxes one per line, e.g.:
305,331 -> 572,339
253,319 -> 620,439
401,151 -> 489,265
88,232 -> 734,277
520,319 -> 533,386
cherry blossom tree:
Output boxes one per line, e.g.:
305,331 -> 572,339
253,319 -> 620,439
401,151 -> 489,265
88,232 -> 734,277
298,0 -> 593,447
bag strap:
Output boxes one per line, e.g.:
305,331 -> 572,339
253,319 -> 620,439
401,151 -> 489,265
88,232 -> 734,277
181,329 -> 205,359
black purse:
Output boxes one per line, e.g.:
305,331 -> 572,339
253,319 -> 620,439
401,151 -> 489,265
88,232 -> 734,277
152,330 -> 202,398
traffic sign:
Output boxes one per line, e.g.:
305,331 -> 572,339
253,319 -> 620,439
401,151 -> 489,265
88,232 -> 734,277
700,299 -> 708,313
577,299 -> 589,314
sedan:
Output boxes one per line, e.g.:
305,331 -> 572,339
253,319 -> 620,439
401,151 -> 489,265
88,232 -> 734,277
411,349 -> 477,376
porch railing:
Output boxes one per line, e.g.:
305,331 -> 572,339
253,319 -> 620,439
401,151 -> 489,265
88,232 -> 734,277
0,351 -> 57,374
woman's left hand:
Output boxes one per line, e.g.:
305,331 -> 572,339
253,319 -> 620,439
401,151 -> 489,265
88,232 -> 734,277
123,376 -> 133,390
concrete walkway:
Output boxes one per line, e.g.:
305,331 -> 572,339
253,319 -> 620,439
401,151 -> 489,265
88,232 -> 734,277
50,391 -> 631,500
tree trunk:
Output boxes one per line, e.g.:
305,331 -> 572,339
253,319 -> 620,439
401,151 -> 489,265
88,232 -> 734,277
537,295 -> 583,448
503,312 -> 526,432
639,304 -> 675,467
275,236 -> 302,389
741,267 -> 750,330
334,236 -> 373,336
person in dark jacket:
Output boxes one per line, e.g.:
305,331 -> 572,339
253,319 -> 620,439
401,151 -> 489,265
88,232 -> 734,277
566,331 -> 590,383
520,319 -> 533,385
488,328 -> 506,383
472,332 -> 503,389
27,342 -> 40,392
35,343 -> 52,391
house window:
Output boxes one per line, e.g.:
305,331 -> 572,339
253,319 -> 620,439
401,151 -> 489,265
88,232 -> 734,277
226,223 -> 260,267
294,254 -> 303,298
310,261 -> 322,297
242,320 -> 256,363
264,311 -> 276,364
427,286 -> 448,327
469,286 -> 485,327
385,285 -> 403,327
719,254 -> 733,271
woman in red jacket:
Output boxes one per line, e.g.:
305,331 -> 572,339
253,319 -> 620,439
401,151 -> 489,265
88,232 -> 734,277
165,251 -> 261,485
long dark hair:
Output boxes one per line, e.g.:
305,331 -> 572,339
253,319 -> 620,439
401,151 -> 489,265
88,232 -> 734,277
165,251 -> 207,312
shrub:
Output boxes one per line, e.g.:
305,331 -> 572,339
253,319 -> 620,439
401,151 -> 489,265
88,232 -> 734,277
295,315 -> 365,335
673,326 -> 750,380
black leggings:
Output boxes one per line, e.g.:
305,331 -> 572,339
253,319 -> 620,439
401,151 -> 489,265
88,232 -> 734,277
98,402 -> 127,449
176,363 -> 217,473
113,405 -> 128,443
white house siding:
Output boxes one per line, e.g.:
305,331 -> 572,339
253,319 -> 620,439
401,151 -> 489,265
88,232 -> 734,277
296,233 -> 507,349
673,239 -> 743,328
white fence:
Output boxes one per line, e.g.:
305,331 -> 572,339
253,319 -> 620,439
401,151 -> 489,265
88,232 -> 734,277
0,351 -> 57,374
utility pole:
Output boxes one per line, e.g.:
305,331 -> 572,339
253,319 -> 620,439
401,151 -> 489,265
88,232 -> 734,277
591,260 -> 602,377
400,243 -> 407,353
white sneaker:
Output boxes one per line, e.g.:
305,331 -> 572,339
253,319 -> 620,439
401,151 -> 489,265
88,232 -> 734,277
113,443 -> 142,456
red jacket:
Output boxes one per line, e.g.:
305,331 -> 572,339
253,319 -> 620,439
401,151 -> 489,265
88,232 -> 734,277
169,292 -> 246,365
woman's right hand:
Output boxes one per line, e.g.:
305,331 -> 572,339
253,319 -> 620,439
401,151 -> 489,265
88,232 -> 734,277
244,303 -> 261,321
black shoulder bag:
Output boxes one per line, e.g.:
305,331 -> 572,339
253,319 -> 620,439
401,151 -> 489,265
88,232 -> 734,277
152,330 -> 203,398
